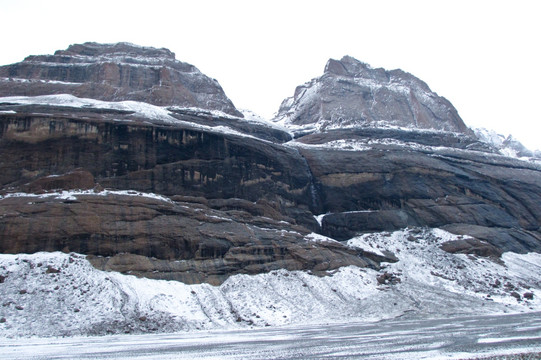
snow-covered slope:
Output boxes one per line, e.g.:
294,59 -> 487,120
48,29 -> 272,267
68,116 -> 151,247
1,94 -> 179,123
474,127 -> 540,161
1,228 -> 539,338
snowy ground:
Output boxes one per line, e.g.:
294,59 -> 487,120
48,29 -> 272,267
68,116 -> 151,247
1,228 -> 539,339
1,312 -> 540,360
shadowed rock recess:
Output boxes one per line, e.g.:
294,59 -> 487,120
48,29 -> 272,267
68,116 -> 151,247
1,45 -> 540,284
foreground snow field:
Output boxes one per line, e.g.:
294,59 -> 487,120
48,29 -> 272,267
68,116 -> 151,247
1,312 -> 540,360
1,228 -> 540,338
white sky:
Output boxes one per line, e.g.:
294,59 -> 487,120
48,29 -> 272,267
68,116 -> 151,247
1,0 -> 540,150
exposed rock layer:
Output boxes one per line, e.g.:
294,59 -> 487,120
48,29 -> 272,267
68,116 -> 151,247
0,108 -> 310,210
0,192 -> 371,285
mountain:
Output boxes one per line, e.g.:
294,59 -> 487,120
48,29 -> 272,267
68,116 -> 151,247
0,45 -> 540,337
275,55 -> 471,135
275,57 -> 541,255
0,42 -> 242,117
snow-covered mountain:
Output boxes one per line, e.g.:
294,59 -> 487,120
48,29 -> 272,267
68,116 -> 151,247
273,55 -> 540,163
474,127 -> 541,160
1,44 -> 541,338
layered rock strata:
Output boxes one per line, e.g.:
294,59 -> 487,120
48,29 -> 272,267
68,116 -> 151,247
0,191 -> 373,285
0,42 -> 242,116
293,129 -> 541,253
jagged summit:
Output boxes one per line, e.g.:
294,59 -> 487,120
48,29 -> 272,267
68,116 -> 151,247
324,56 -> 379,78
275,55 -> 471,134
0,42 -> 242,117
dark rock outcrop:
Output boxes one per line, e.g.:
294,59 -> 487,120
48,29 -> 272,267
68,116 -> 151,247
0,42 -> 242,116
0,108 -> 310,210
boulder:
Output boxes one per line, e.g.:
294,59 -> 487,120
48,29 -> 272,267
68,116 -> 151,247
440,238 -> 502,258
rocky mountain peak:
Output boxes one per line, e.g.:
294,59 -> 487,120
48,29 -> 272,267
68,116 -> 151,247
324,56 -> 373,77
276,55 -> 471,134
54,42 -> 177,60
0,42 -> 242,116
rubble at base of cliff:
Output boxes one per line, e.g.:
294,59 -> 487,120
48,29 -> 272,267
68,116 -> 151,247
0,227 -> 539,338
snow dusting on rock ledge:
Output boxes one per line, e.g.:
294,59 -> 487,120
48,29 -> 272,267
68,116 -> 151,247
0,189 -> 173,203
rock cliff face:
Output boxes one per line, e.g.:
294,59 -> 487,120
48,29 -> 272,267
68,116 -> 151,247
294,129 -> 541,253
0,102 -> 311,211
0,191 -> 370,285
275,56 -> 471,134
0,42 -> 242,117
1,45 -> 540,286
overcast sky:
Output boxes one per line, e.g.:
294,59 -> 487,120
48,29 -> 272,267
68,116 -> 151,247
1,0 -> 540,150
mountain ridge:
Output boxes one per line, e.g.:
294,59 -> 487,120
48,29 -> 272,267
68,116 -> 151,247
0,43 -> 540,337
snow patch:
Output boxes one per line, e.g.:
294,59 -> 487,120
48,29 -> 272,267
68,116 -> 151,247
304,232 -> 341,244
0,77 -> 82,85
0,94 -> 179,123
0,189 -> 173,203
313,213 -> 327,227
347,237 -> 386,257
